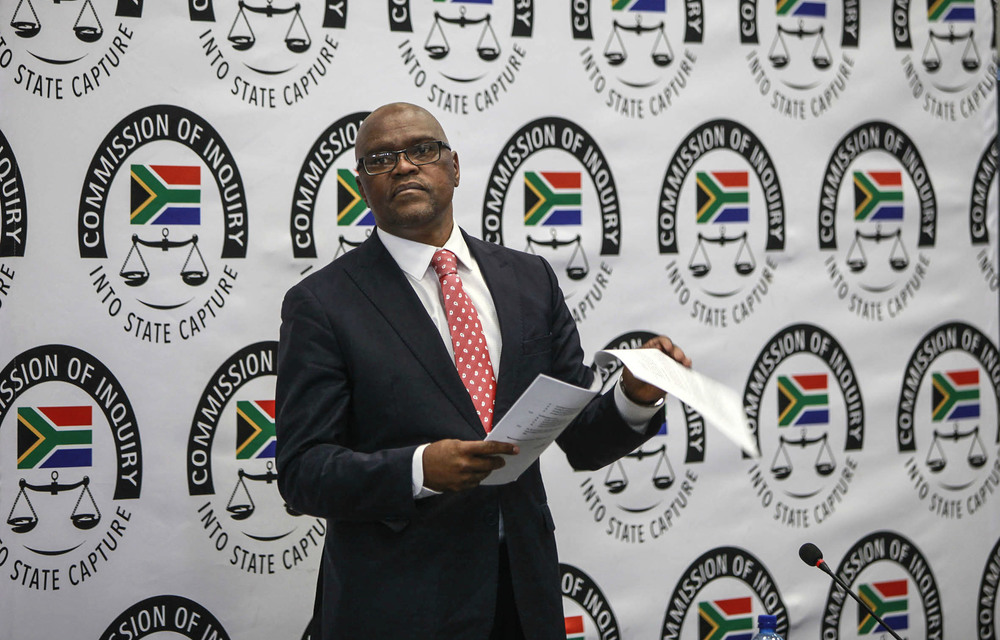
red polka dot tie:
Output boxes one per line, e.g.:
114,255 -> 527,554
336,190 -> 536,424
432,249 -> 496,432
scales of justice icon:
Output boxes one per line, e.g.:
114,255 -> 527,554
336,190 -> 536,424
119,229 -> 209,288
925,424 -> 988,473
844,225 -> 909,274
333,230 -> 372,260
768,20 -> 832,70
228,0 -> 311,53
225,461 -> 300,521
687,227 -> 756,278
7,471 -> 100,534
524,229 -> 589,281
604,444 -> 675,494
423,6 -> 501,62
770,431 -> 836,480
603,16 -> 674,68
10,0 -> 103,42
922,25 -> 981,73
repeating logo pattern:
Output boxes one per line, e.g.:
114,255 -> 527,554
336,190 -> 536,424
892,0 -> 998,121
188,0 -> 348,107
896,322 -> 1000,519
0,128 -> 26,316
657,119 -> 785,327
289,111 -> 369,274
481,117 -> 622,324
818,121 -> 937,320
1,0 -> 144,99
660,547 -> 788,640
0,345 -> 142,592
738,0 -> 860,119
978,537 -> 1000,640
821,531 -> 942,640
742,324 -> 865,528
570,0 -> 704,118
388,0 -> 534,115
77,105 -> 248,344
186,342 -> 324,576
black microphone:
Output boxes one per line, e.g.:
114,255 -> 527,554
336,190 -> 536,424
798,543 -> 905,640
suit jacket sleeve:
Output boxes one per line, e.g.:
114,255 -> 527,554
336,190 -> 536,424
275,282 -> 418,524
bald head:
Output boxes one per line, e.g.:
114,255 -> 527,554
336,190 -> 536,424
356,102 -> 449,160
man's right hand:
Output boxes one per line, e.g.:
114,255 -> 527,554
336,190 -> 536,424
422,439 -> 519,492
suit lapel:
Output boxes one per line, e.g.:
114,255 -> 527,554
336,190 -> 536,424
345,232 -> 485,437
465,232 -> 523,418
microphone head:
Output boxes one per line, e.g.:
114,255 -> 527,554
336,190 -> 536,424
799,542 -> 824,567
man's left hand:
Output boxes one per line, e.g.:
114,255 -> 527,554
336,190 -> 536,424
619,335 -> 691,405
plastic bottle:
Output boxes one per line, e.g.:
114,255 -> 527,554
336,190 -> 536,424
751,614 -> 783,640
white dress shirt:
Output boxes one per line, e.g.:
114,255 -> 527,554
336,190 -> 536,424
376,225 -> 661,497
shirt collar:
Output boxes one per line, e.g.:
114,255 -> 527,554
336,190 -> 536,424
378,223 -> 474,279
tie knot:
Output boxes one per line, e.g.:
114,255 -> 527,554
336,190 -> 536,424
432,249 -> 458,279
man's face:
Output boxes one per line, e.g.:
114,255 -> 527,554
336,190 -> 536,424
354,105 -> 460,244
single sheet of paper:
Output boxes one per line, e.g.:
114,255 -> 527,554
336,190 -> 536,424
482,373 -> 598,485
594,349 -> 760,457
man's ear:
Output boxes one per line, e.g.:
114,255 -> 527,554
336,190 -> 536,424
452,150 -> 460,187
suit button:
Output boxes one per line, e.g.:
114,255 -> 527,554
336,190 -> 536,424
484,510 -> 498,526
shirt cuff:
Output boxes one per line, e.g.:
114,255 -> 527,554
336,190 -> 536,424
412,444 -> 442,499
614,375 -> 665,432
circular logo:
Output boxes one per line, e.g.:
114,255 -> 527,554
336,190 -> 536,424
77,105 -> 248,344
99,595 -> 231,640
657,119 -> 785,327
289,111 -> 369,275
573,331 -> 704,544
896,322 -> 1000,519
0,127 -> 26,314
891,0 -> 997,122
188,0 -> 349,108
0,0 -> 144,100
570,0 -> 704,119
742,324 -> 865,527
969,136 -> 998,292
560,563 -> 622,640
659,546 -> 788,640
818,121 -> 937,320
820,531 -> 943,640
0,344 -> 142,592
481,117 -> 621,324
977,537 -> 1000,640
737,0 -> 860,119
386,0 -> 534,115
186,342 -> 324,576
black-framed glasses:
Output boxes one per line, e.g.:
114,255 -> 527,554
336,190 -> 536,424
356,140 -> 452,176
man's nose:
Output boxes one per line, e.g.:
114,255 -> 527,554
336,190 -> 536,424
392,152 -> 420,174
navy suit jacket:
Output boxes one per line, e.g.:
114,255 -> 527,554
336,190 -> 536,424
275,229 -> 660,640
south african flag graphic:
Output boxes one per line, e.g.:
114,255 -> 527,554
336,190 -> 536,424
236,400 -> 277,460
524,171 -> 582,226
130,164 -> 201,225
612,0 -> 667,12
698,597 -> 754,640
564,615 -> 585,639
857,580 -> 909,634
932,369 -> 980,422
853,171 -> 904,222
778,374 -> 829,427
928,0 -> 975,22
337,169 -> 374,226
17,406 -> 93,469
776,0 -> 826,17
696,171 -> 749,224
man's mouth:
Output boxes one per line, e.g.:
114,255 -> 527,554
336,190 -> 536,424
394,182 -> 426,197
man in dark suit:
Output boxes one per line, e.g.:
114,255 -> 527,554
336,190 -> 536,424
276,102 -> 690,640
